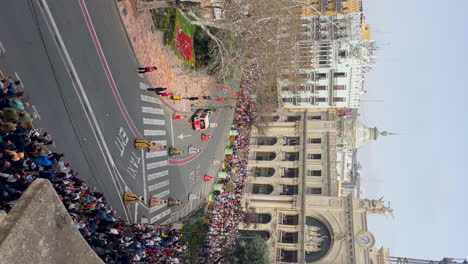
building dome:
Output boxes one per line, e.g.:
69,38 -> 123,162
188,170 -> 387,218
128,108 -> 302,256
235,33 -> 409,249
341,119 -> 391,150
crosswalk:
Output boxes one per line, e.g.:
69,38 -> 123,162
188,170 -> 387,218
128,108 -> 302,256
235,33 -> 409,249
139,83 -> 171,225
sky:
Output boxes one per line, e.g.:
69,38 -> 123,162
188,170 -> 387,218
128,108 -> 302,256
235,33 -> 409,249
360,0 -> 468,260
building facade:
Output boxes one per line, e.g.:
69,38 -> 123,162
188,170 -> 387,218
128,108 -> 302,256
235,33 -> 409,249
278,13 -> 375,111
240,111 -> 392,263
301,0 -> 363,17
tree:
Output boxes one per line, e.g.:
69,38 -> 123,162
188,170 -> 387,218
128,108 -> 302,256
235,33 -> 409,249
213,235 -> 269,264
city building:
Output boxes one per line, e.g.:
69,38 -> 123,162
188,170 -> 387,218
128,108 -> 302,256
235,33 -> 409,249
277,13 -> 375,111
368,248 -> 468,264
240,110 -> 392,263
301,0 -> 363,17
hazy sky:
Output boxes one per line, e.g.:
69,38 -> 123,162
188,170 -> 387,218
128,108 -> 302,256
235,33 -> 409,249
360,0 -> 468,260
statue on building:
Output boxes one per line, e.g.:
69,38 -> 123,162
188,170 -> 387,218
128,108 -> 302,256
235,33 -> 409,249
305,226 -> 328,253
361,197 -> 394,217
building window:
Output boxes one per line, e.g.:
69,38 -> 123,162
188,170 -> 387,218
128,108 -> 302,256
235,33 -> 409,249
284,152 -> 299,161
256,137 -> 278,145
307,153 -> 322,160
338,50 -> 348,57
245,213 -> 271,224
282,168 -> 299,178
284,137 -> 300,146
315,97 -> 327,102
254,167 -> 275,177
306,187 -> 322,195
315,85 -> 327,91
315,73 -> 327,79
277,249 -> 298,262
281,185 -> 299,195
261,115 -> 279,122
297,97 -> 311,103
280,232 -> 299,243
281,214 -> 299,225
252,184 -> 274,194
308,115 -> 322,120
307,138 -> 321,144
281,86 -> 291,91
255,152 -> 276,161
334,72 -> 346,78
282,98 -> 293,103
286,116 -> 301,122
308,170 -> 322,176
333,97 -> 345,102
333,85 -> 346,90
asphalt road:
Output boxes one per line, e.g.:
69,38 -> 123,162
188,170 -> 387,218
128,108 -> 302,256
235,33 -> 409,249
0,0 -> 235,225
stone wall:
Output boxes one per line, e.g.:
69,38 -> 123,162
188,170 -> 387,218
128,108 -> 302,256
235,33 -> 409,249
0,179 -> 103,264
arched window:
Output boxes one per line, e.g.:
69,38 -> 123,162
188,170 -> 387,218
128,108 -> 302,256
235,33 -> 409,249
256,137 -> 278,145
255,152 -> 276,161
261,115 -> 279,122
246,213 -> 271,224
254,167 -> 275,177
252,184 -> 274,194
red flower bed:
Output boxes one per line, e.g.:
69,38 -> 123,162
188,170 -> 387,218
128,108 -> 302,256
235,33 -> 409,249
174,24 -> 193,61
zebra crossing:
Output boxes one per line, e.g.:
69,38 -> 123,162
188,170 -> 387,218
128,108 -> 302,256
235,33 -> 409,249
139,82 -> 171,225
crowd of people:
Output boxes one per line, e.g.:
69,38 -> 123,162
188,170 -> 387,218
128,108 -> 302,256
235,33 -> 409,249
0,74 -> 187,263
203,56 -> 261,263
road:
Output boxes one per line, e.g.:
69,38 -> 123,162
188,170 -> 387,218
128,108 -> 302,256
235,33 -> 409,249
0,0 -> 234,225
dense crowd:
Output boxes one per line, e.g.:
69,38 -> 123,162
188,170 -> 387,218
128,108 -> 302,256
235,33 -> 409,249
0,75 -> 187,263
204,56 -> 261,263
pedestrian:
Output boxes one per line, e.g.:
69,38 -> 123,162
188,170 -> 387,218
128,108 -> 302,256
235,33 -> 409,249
215,98 -> 226,102
138,66 -> 157,73
157,92 -> 172,97
147,87 -> 166,92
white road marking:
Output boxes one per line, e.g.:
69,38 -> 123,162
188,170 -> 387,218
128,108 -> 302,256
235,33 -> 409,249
149,203 -> 167,214
147,160 -> 168,170
14,72 -> 23,89
153,140 -> 167,146
146,151 -> 167,159
139,82 -> 150,90
148,180 -> 170,192
150,208 -> 171,223
161,218 -> 171,225
0,40 -> 5,54
170,117 -> 175,146
144,129 -> 166,136
177,133 -> 192,140
152,189 -> 170,198
147,170 -> 169,181
134,203 -> 138,223
143,117 -> 165,126
32,105 -> 42,120
141,94 -> 161,104
142,106 -> 164,115
38,0 -> 130,220
141,149 -> 147,201
141,217 -> 148,224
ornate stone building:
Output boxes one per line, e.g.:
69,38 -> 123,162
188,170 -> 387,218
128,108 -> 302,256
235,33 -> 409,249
240,110 -> 393,263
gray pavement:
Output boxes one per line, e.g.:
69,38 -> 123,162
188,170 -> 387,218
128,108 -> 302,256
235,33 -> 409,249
0,0 -> 235,225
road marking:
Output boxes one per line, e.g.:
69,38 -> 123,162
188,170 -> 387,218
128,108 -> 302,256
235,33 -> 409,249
78,0 -> 141,138
147,160 -> 168,170
153,140 -> 167,146
141,94 -> 161,104
149,203 -> 167,214
144,129 -> 166,136
32,105 -> 42,120
134,203 -> 138,224
161,218 -> 172,225
14,72 -> 23,89
178,133 -> 192,140
143,118 -> 165,126
0,40 -> 5,55
141,149 -> 147,200
148,180 -> 169,192
150,208 -> 171,223
147,170 -> 169,181
39,0 -> 130,220
152,189 -> 170,198
142,106 -> 164,115
170,117 -> 175,146
141,217 -> 148,224
139,82 -> 150,90
146,151 -> 167,159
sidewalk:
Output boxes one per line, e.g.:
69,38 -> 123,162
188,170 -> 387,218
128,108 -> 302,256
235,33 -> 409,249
115,0 -> 219,113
